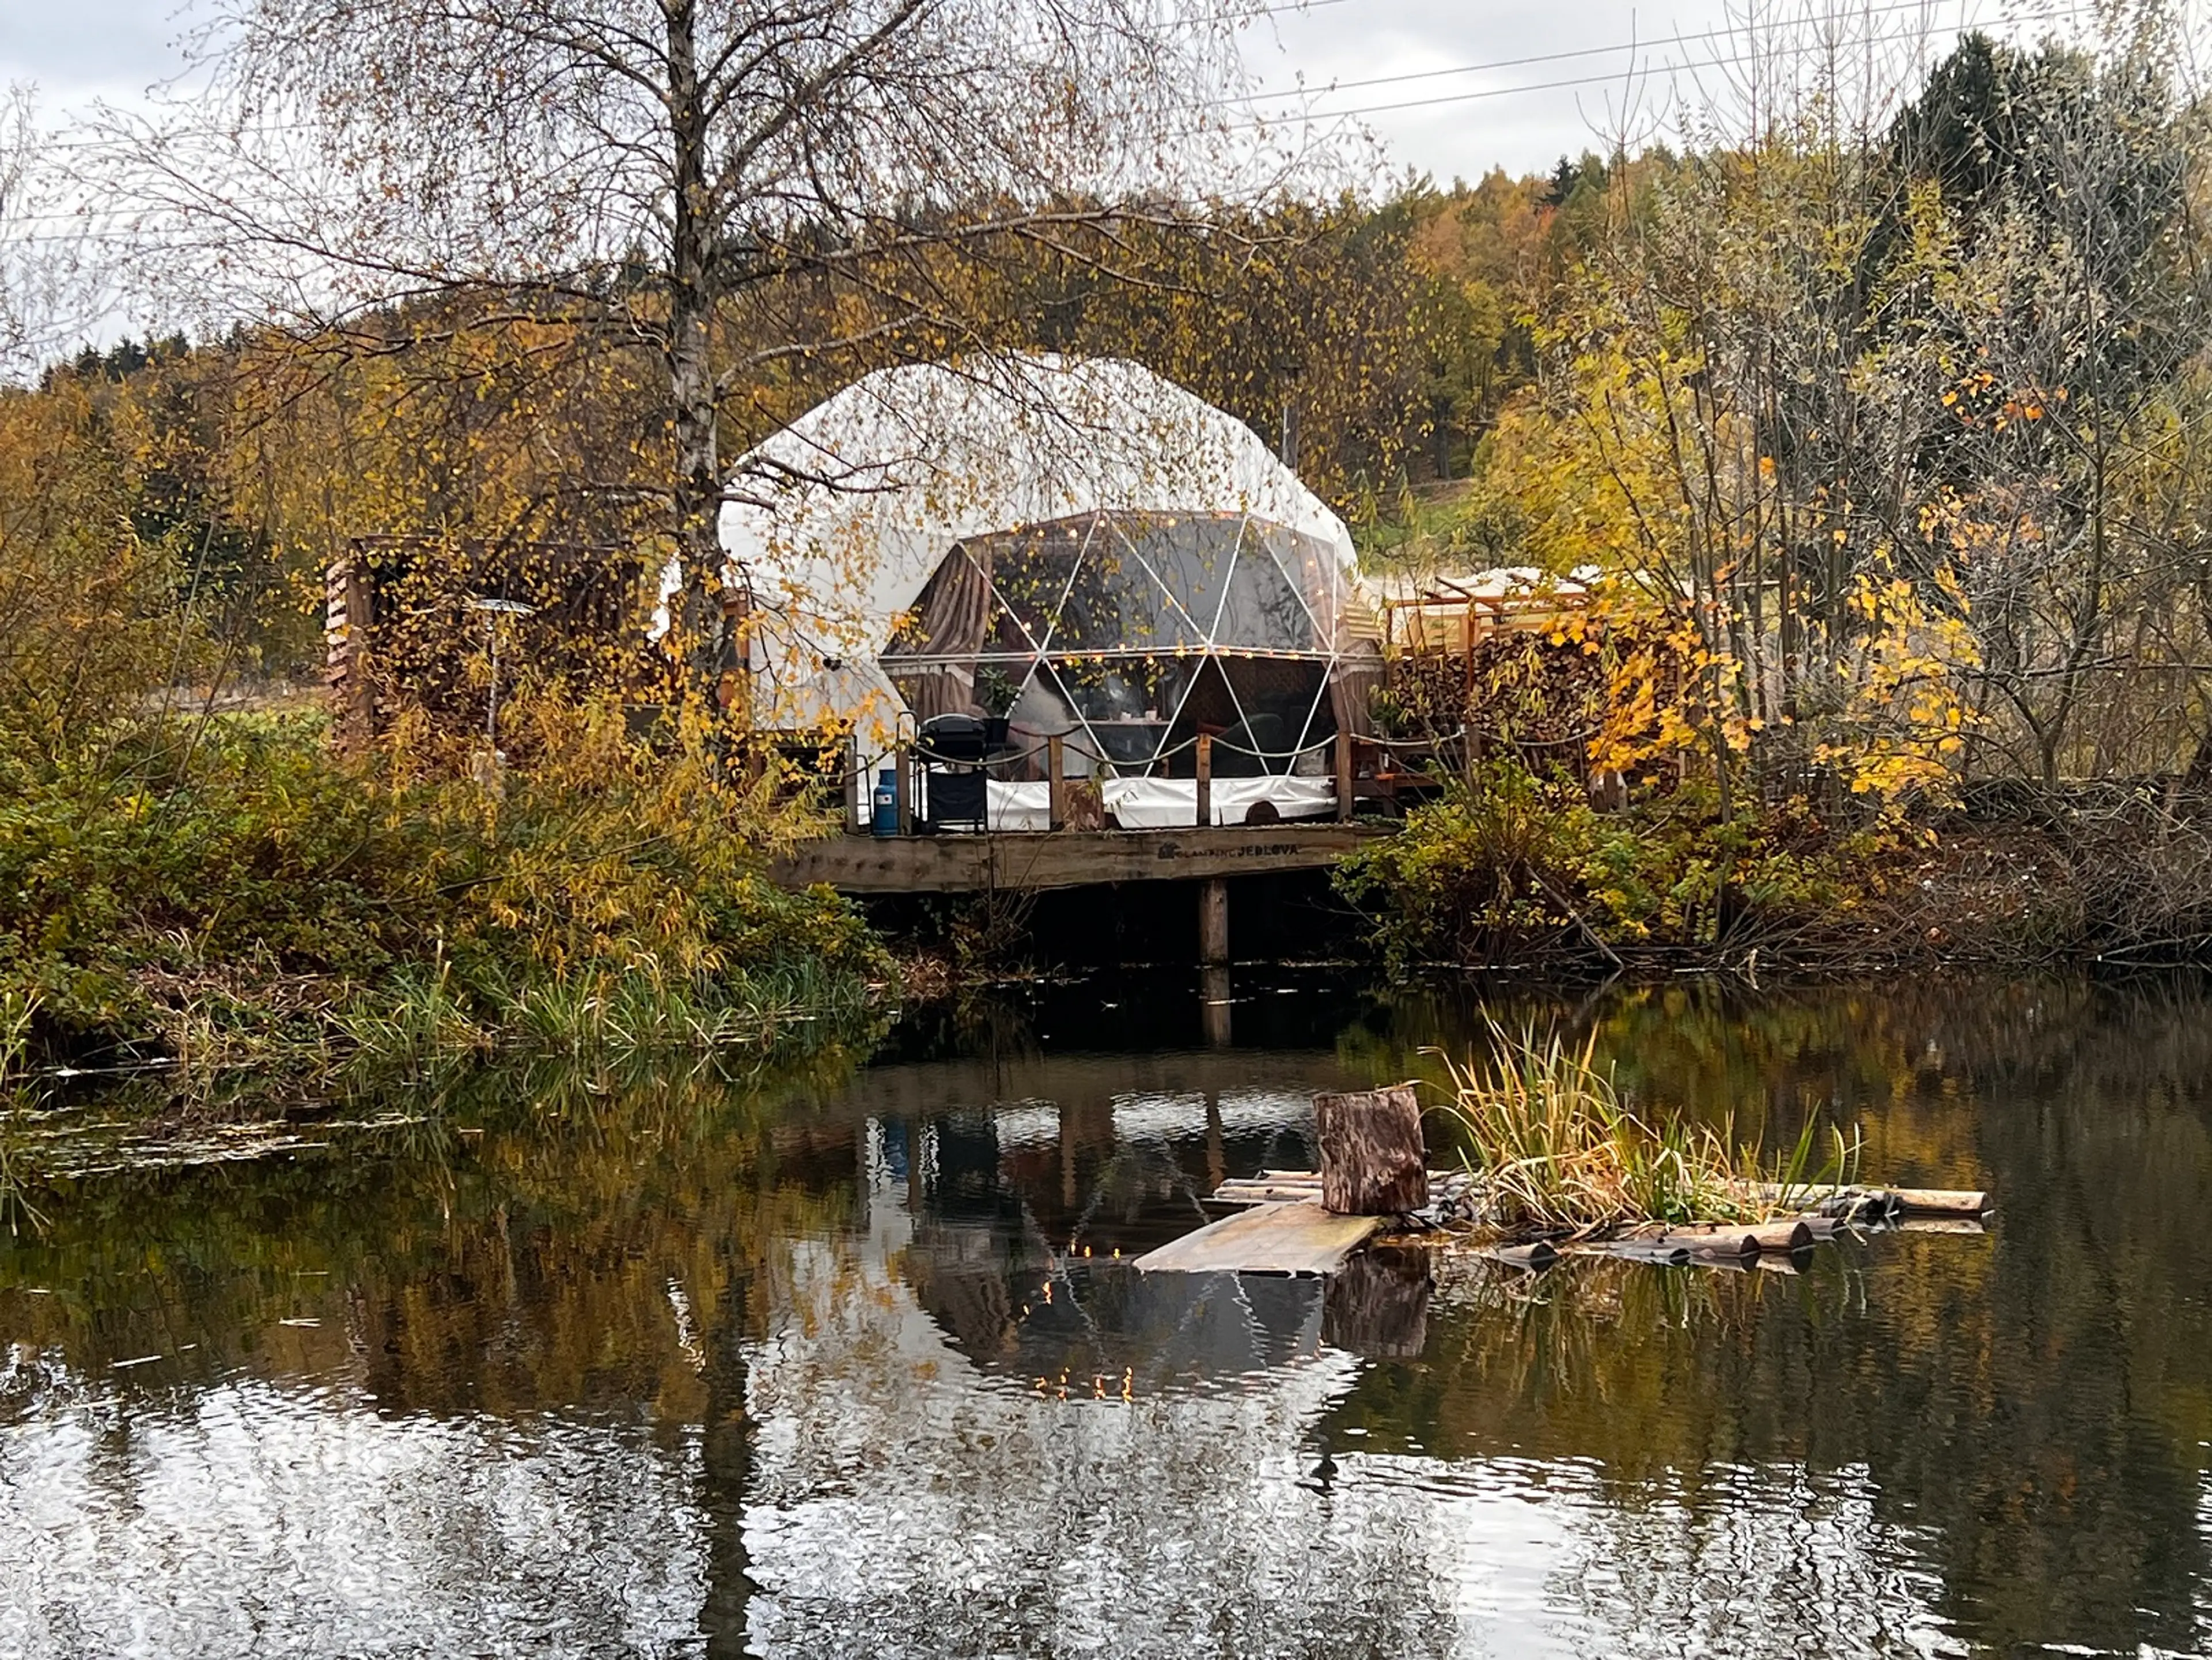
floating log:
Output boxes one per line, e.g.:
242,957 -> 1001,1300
1746,1219 -> 1817,1253
1244,1168 -> 1987,1220
1736,1182 -> 1988,1218
1132,1201 -> 1382,1276
1483,1241 -> 1560,1270
1256,1168 -> 1465,1187
1315,1086 -> 1428,1216
1571,1238 -> 1692,1266
1885,1187 -> 1991,1217
1623,1223 -> 1760,1258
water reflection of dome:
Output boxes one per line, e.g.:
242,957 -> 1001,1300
904,1238 -> 1327,1391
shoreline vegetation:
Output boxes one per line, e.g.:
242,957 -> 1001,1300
2,703 -> 892,1082
1334,759 -> 2212,980
11,695 -> 2212,1094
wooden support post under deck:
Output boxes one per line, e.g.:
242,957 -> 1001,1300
1335,728 -> 1354,822
1199,876 -> 1230,966
893,744 -> 913,837
1047,732 -> 1066,831
1195,733 -> 1213,827
1200,965 -> 1232,1047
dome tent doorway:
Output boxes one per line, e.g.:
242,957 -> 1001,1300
713,356 -> 1379,827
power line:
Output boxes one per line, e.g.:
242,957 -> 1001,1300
1225,2 -> 2088,128
1220,0 -> 1998,105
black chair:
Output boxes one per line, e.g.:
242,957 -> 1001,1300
918,713 -> 990,830
917,712 -> 990,765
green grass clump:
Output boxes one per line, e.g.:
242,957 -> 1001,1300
1432,1022 -> 1858,1237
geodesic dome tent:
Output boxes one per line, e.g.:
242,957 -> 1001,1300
718,356 -> 1380,822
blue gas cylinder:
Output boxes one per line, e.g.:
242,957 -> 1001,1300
870,767 -> 899,836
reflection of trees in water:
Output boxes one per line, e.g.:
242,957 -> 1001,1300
1542,1464 -> 1956,1659
1330,975 -> 2212,1657
3,983 -> 2212,1655
0,1060 -> 863,1656
0,1374 -> 721,1657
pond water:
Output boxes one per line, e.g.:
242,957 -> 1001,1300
3,972 -> 2211,1659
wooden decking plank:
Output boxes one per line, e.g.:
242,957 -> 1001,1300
771,824 -> 1382,894
1132,1201 -> 1381,1276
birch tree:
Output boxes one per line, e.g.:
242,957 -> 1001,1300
104,0 -> 1275,704
0,87 -> 84,381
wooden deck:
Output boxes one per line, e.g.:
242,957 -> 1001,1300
772,822 -> 1382,895
1131,1200 -> 1382,1276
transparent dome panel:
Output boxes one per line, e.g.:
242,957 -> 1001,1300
1215,657 -> 1331,774
1051,523 -> 1203,654
1215,540 -> 1320,653
1115,513 -> 1243,643
884,512 -> 1358,758
1247,521 -> 1343,646
1052,657 -> 1196,767
979,522 -> 1087,651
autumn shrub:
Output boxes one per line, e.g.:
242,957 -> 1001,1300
1336,760 -> 1892,972
0,701 -> 887,1068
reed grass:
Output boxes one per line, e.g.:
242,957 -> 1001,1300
0,991 -> 47,1235
331,953 -> 882,1067
0,990 -> 33,1093
1431,1022 -> 1859,1237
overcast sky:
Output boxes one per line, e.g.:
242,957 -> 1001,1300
3,0 -> 2051,184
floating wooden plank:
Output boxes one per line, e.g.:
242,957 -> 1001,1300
1214,1164 -> 1472,1213
1132,1201 -> 1382,1276
1208,1180 -> 1334,1206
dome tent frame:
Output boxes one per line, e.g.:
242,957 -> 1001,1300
711,355 -> 1378,810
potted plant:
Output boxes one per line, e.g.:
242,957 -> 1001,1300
974,665 -> 1020,749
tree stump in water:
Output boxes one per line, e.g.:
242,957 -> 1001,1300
1316,1085 -> 1427,1215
